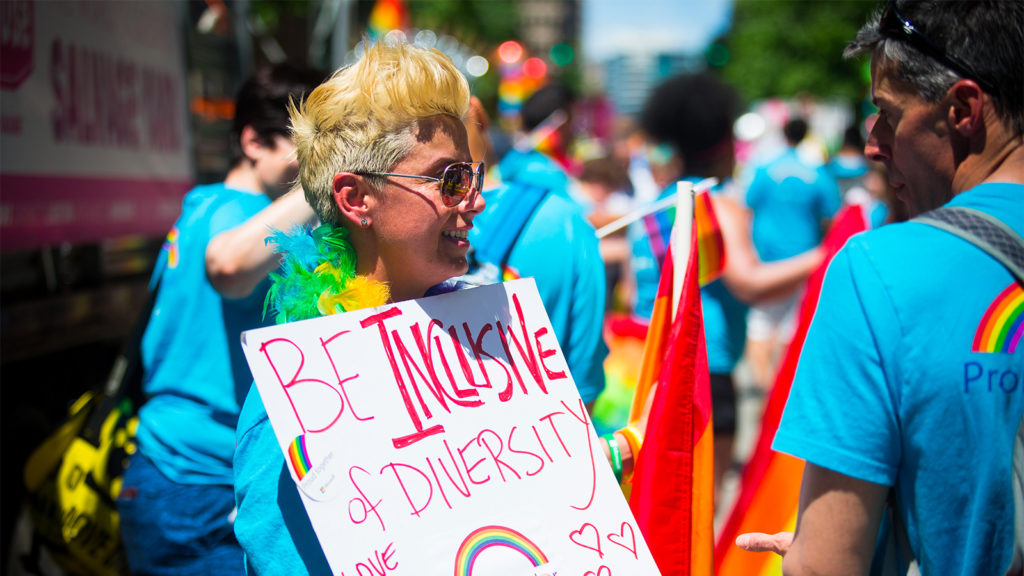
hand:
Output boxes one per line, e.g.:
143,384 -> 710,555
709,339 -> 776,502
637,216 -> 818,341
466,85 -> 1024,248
735,531 -> 794,556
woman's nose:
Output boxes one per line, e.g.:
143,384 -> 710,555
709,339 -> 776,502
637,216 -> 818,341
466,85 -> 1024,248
460,187 -> 486,216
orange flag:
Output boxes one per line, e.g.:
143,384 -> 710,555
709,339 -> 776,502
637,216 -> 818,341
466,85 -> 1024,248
628,221 -> 715,576
713,204 -> 869,575
695,190 -> 725,287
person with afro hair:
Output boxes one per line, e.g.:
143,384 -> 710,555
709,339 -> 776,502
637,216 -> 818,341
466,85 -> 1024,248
627,72 -> 824,502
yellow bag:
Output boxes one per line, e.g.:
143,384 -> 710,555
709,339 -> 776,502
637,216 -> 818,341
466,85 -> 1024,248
23,386 -> 138,576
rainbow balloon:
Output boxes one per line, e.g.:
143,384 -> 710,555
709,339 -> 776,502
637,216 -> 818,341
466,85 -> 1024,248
973,283 -> 1024,353
288,435 -> 313,481
453,525 -> 548,575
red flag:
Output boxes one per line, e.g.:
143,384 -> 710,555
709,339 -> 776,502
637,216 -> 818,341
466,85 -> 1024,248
713,204 -> 869,575
629,223 -> 715,576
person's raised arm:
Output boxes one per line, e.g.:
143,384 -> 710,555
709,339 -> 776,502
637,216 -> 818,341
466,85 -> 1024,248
716,196 -> 824,304
206,187 -> 317,299
737,463 -> 888,576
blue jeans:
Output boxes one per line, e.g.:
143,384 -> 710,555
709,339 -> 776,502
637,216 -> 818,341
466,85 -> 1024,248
116,452 -> 243,575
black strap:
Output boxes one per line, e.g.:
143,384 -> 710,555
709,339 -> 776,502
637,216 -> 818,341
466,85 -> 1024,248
81,273 -> 161,445
886,491 -> 921,575
914,206 -> 1024,285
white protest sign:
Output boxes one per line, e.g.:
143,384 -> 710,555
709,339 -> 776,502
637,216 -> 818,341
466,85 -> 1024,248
241,278 -> 661,576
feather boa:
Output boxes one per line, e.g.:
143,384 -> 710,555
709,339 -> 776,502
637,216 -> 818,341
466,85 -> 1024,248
264,223 -> 390,324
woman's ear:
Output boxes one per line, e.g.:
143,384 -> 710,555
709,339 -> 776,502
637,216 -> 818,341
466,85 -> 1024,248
333,173 -> 371,228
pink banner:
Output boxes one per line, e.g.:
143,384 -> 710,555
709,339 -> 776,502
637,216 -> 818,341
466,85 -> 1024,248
1,174 -> 191,252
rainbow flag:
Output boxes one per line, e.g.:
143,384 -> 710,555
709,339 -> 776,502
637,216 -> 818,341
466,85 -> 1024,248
713,204 -> 869,575
593,186 -> 726,454
694,190 -> 724,286
628,223 -> 715,576
591,315 -> 649,437
641,188 -> 724,289
367,0 -> 408,39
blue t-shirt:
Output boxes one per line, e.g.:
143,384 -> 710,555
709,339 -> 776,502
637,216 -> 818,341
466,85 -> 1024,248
826,153 -> 869,198
628,181 -> 748,374
774,183 -> 1024,575
473,151 -> 608,403
746,149 -> 840,262
137,182 -> 272,485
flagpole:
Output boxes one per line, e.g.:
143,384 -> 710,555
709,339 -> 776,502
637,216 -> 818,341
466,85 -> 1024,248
512,109 -> 568,153
671,180 -> 695,318
595,177 -> 717,239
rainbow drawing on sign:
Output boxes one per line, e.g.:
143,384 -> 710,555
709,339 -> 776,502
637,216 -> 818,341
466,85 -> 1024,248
288,435 -> 313,481
973,283 -> 1024,354
453,525 -> 548,576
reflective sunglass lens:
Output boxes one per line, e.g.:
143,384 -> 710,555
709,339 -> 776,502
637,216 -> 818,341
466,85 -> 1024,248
441,165 -> 472,206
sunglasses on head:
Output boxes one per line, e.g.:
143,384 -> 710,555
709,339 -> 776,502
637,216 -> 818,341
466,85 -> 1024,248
357,161 -> 485,207
878,0 -> 995,94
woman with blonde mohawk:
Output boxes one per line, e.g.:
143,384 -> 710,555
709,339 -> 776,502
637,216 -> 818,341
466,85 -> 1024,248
233,40 -> 486,574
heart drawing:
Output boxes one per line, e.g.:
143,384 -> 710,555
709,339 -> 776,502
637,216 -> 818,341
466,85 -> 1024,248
606,521 -> 638,559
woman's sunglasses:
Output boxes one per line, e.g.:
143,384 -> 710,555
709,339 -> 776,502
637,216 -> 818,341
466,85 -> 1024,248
878,0 -> 995,94
358,161 -> 485,207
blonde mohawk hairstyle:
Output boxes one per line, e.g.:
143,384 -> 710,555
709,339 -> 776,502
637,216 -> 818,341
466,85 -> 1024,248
289,40 -> 471,226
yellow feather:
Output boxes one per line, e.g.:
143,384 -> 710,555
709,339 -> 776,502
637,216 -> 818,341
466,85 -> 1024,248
316,276 -> 390,316
314,261 -> 343,281
339,276 -> 390,310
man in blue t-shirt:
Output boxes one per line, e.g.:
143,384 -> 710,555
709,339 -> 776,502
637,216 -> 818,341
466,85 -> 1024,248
466,87 -> 608,406
469,176 -> 608,404
116,65 -> 323,575
745,117 -> 841,390
747,117 -> 840,265
737,2 -> 1024,573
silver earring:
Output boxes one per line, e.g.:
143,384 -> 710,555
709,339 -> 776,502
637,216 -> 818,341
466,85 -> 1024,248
360,218 -> 368,227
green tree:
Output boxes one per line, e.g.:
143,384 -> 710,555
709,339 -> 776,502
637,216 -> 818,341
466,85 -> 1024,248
409,0 -> 521,108
405,0 -> 520,50
353,0 -> 523,113
720,0 -> 877,104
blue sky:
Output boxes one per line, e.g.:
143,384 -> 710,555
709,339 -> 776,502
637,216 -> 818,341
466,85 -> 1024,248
581,0 -> 734,62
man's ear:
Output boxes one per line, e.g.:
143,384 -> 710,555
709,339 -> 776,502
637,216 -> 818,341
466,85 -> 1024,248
240,125 -> 263,164
948,79 -> 985,137
333,173 -> 371,227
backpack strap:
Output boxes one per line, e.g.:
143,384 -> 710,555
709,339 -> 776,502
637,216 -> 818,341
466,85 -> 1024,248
914,205 -> 1024,285
463,182 -> 548,283
885,205 -> 1024,575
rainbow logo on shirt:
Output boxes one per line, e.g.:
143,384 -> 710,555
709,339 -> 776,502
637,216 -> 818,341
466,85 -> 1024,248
453,525 -> 549,575
973,283 -> 1024,353
163,226 -> 180,269
288,435 -> 314,481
